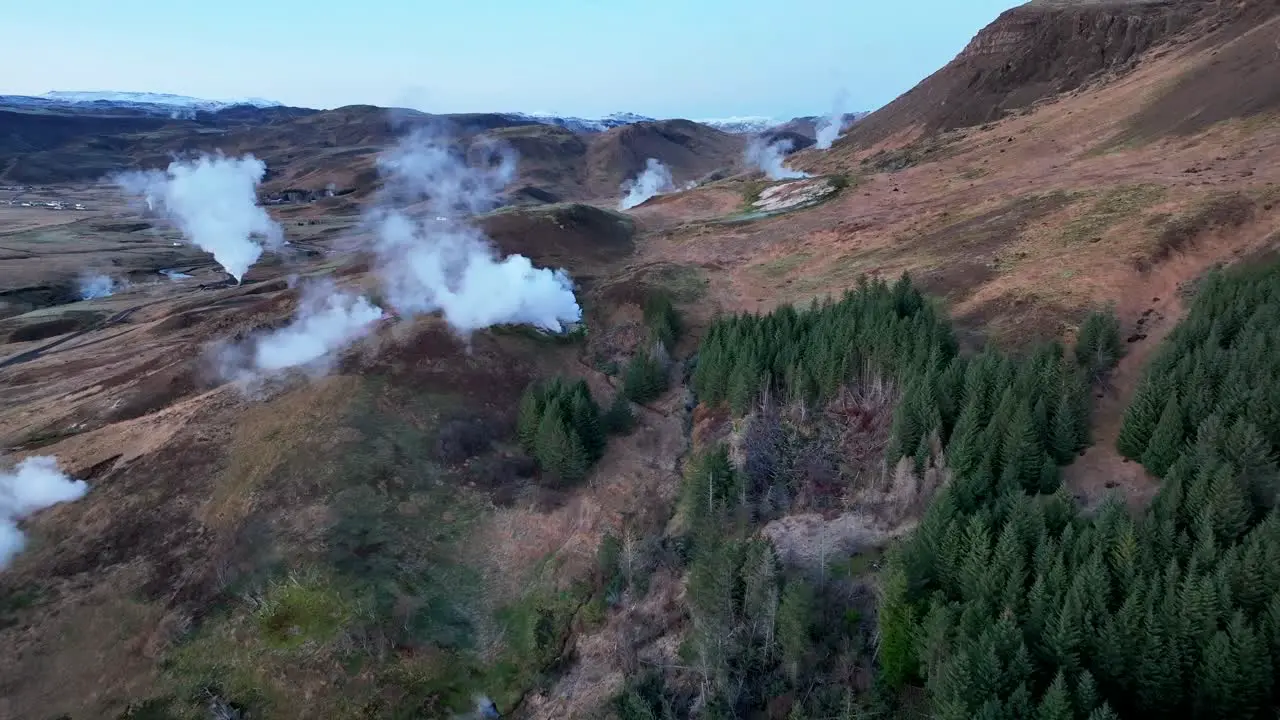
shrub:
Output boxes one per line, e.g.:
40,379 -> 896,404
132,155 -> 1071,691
517,378 -> 606,483
623,352 -> 667,403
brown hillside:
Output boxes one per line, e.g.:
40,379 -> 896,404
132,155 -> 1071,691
0,106 -> 746,206
5,1 -> 1280,718
585,119 -> 746,198
842,0 -> 1233,150
481,124 -> 590,202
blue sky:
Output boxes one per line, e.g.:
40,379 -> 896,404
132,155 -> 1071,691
4,0 -> 1021,119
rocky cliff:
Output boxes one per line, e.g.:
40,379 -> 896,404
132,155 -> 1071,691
845,0 -> 1219,147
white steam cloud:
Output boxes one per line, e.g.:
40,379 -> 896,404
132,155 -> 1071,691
78,273 -> 121,300
745,137 -> 810,181
210,126 -> 582,386
252,283 -> 384,373
368,129 -> 582,334
115,154 -> 284,282
0,456 -> 88,570
815,90 -> 850,150
619,158 -> 674,210
214,279 -> 383,382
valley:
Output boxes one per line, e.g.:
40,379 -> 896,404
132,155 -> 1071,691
2,1 -> 1280,719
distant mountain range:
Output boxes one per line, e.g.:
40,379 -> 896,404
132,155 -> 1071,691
0,91 -> 282,118
0,91 -> 867,135
504,112 -> 790,135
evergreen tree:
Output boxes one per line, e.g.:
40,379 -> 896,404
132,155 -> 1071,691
1141,394 -> 1185,477
947,400 -> 986,477
603,392 -> 635,434
1076,308 -> 1122,379
535,409 -> 571,481
1086,705 -> 1120,720
727,356 -> 757,416
518,384 -> 546,453
1117,375 -> 1166,459
877,561 -> 919,688
777,579 -> 815,681
562,430 -> 591,482
571,389 -> 605,460
1075,670 -> 1100,717
1037,672 -> 1074,720
624,351 -> 666,403
1002,403 -> 1044,493
1051,389 -> 1081,463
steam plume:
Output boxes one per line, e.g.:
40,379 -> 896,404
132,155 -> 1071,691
78,273 -> 121,300
213,279 -> 383,382
368,129 -> 582,334
115,154 -> 283,282
619,158 -> 674,210
745,137 -> 809,181
251,282 -> 384,373
0,456 -> 88,569
815,90 -> 849,150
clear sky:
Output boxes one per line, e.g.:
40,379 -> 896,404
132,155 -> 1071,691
3,0 -> 1022,119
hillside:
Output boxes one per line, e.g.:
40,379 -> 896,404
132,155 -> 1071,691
2,0 -> 1280,718
585,119 -> 747,195
0,103 -> 748,206
840,0 -> 1266,150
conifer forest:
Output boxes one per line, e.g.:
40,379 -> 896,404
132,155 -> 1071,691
607,265 -> 1280,719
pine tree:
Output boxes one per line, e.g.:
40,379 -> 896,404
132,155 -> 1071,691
947,400 -> 986,476
1227,611 -> 1273,717
518,384 -> 546,453
1141,394 -> 1184,477
1076,308 -> 1121,378
777,579 -> 815,681
571,390 -> 605,461
1051,389 -> 1081,463
1117,375 -> 1166,459
1224,418 -> 1279,509
562,430 -> 591,482
1037,672 -> 1074,720
1067,368 -> 1094,451
603,392 -> 635,434
727,356 -> 757,416
624,351 -> 666,404
1086,705 -> 1120,720
1002,403 -> 1044,493
535,409 -> 571,481
1075,670 -> 1100,717
877,561 -> 919,688
1193,630 -> 1240,719
1209,462 -> 1251,545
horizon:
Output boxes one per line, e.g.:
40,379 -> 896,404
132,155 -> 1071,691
3,0 -> 1022,120
11,91 -> 866,122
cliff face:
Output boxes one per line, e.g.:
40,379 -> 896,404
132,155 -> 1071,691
845,0 -> 1214,147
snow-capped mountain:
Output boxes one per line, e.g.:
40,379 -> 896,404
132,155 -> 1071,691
503,111 -> 657,133
695,116 -> 781,134
42,91 -> 282,111
0,91 -> 287,119
505,111 -> 794,135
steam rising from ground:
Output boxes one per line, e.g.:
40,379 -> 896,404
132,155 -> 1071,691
815,90 -> 849,150
0,456 -> 88,570
619,158 -> 674,210
745,137 -> 809,180
252,282 -> 384,373
78,273 -> 121,299
211,126 -> 581,385
368,129 -> 582,334
115,154 -> 283,281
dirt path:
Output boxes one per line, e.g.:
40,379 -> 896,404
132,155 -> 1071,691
1062,228 -> 1278,509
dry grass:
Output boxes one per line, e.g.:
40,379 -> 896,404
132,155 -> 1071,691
1059,184 -> 1167,245
201,376 -> 359,530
